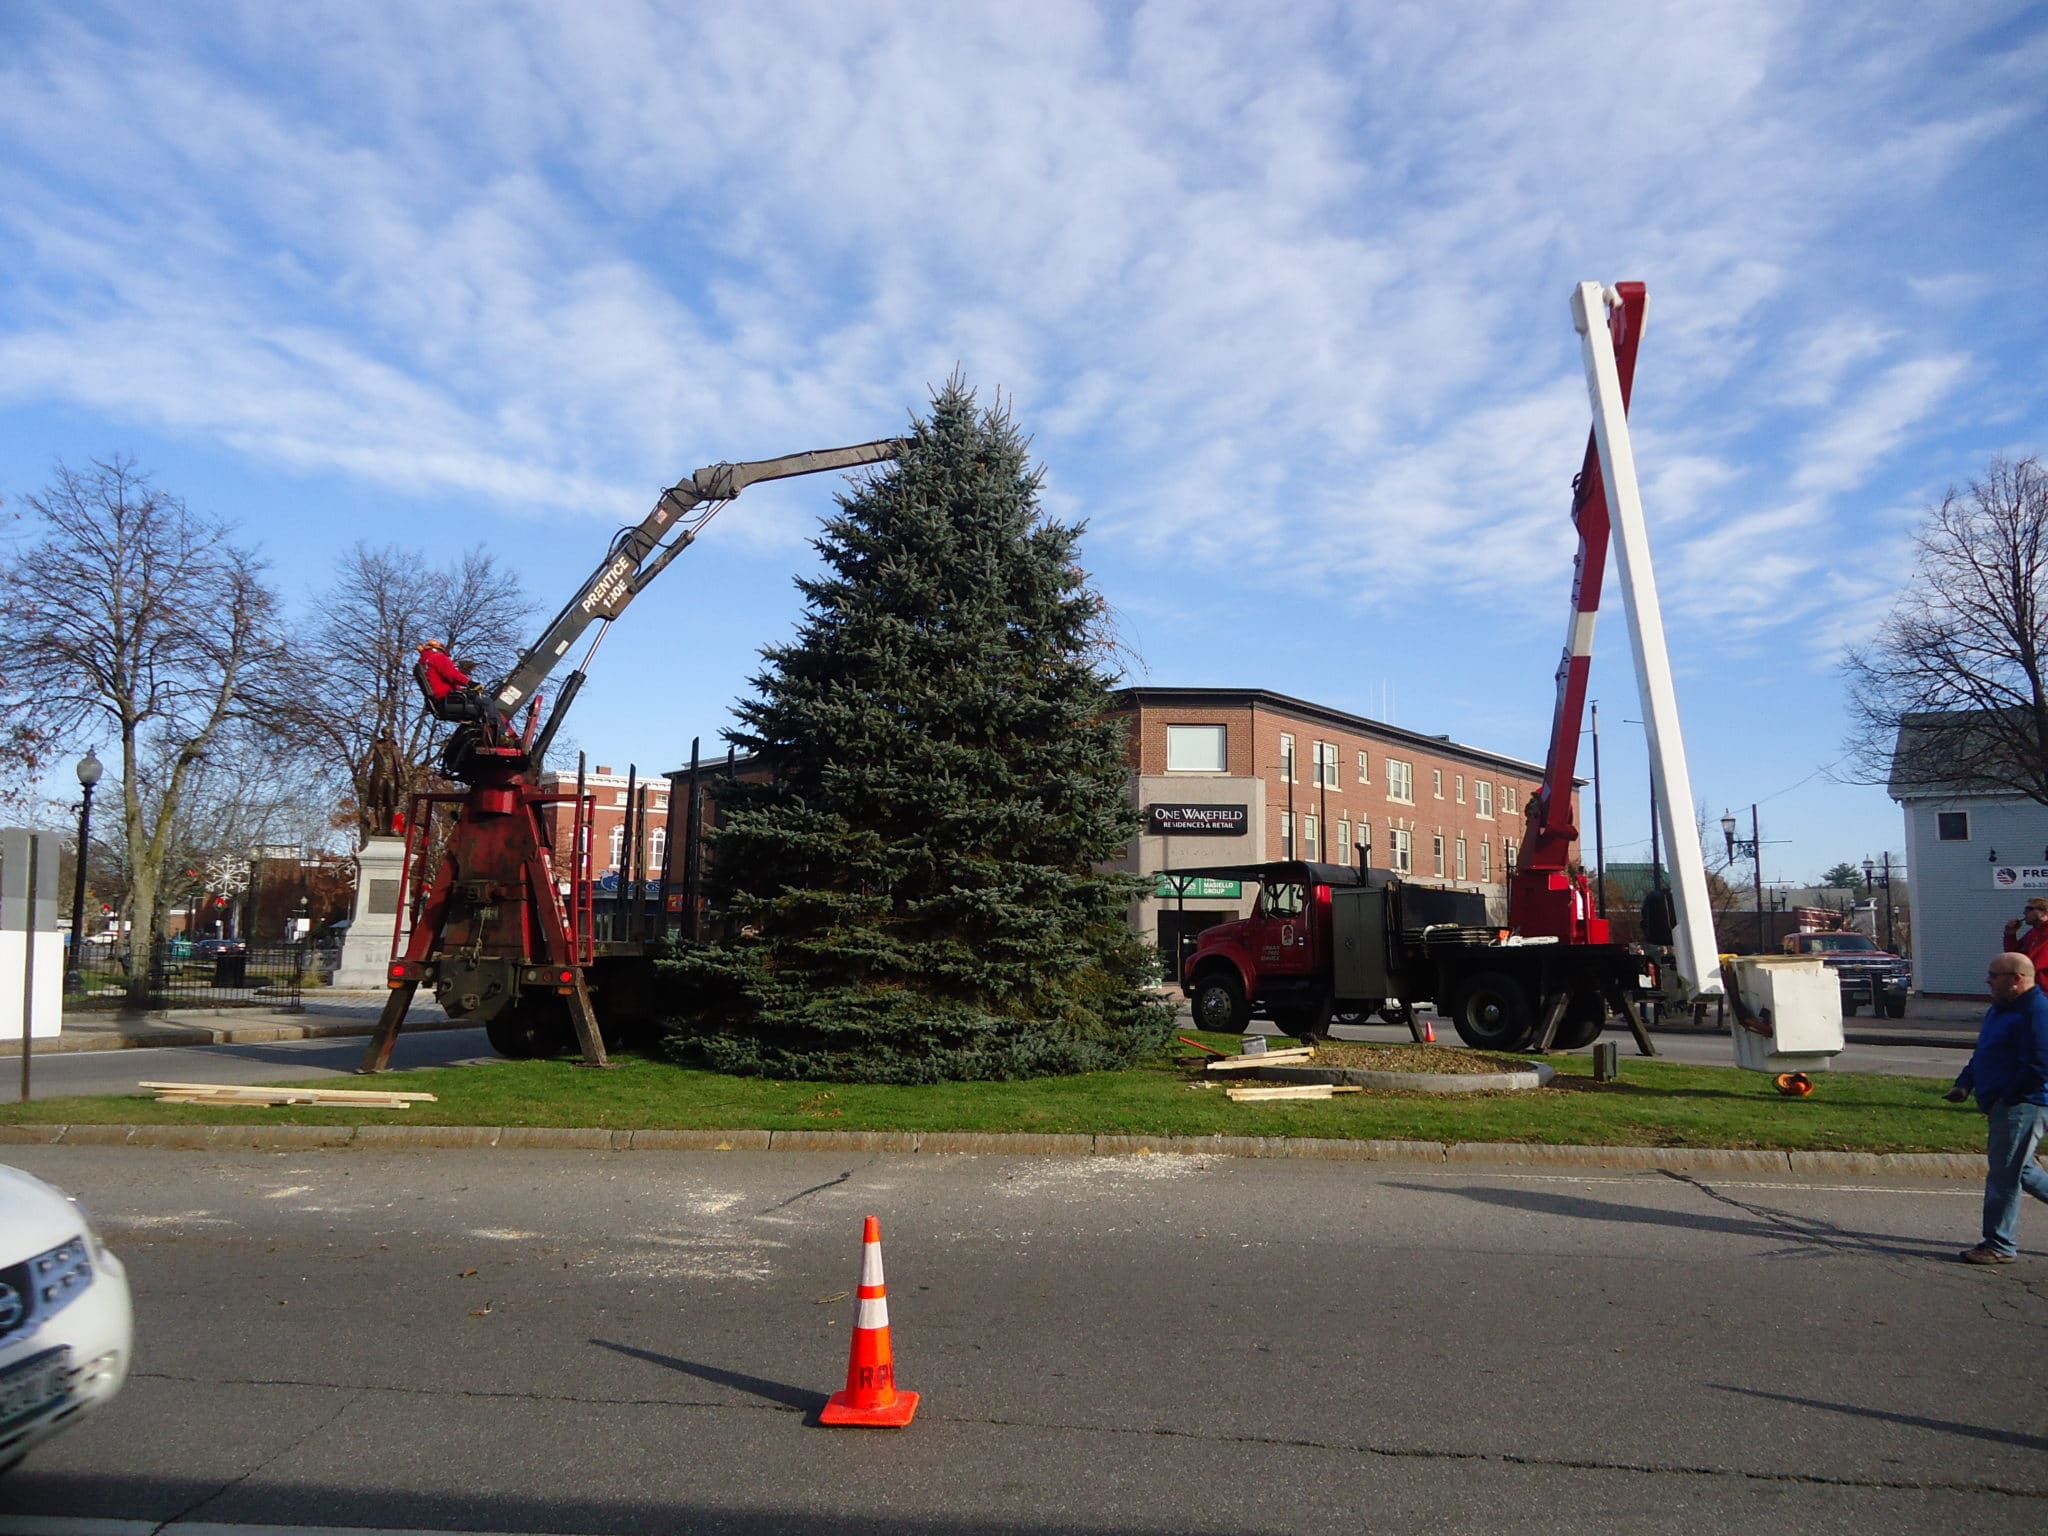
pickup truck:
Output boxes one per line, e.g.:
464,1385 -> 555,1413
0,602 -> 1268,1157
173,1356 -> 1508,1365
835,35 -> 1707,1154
1778,931 -> 1910,1017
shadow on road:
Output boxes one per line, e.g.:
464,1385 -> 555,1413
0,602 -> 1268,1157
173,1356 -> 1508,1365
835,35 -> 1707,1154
1711,1382 -> 2048,1453
1382,1180 -> 1957,1260
592,1336 -> 827,1417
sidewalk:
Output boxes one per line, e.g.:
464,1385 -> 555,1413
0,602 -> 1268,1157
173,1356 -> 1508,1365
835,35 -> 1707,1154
0,992 -> 465,1056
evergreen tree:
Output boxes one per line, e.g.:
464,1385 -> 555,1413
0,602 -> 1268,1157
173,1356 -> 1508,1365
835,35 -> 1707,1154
659,381 -> 1171,1081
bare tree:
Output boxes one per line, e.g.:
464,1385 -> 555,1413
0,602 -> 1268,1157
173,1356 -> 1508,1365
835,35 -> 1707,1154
0,457 -> 288,972
276,544 -> 535,843
1844,456 -> 2048,801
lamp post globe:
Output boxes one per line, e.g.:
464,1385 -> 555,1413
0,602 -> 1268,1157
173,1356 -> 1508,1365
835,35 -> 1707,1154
66,748 -> 103,991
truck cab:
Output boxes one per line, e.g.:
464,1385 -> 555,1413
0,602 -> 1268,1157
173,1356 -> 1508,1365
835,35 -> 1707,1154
1178,861 -> 1352,1034
1778,931 -> 1911,1018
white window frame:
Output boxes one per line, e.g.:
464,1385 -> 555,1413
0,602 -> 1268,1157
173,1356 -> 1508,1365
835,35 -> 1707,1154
1389,827 -> 1412,874
1432,769 -> 1443,799
1279,733 -> 1296,783
1499,784 -> 1513,820
1476,780 -> 1493,819
1387,759 -> 1414,804
649,825 -> 667,872
1165,724 -> 1228,773
1303,813 -> 1319,861
1280,809 -> 1295,856
1480,840 -> 1492,881
1456,774 -> 1465,804
1432,833 -> 1445,876
607,824 -> 624,870
1357,751 -> 1369,785
1314,740 -> 1340,788
1456,837 -> 1467,880
1337,819 -> 1351,864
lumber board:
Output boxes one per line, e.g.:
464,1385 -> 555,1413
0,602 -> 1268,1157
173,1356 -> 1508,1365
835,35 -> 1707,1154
1205,1048 -> 1315,1072
151,1091 -> 414,1109
140,1080 -> 437,1103
1224,1083 -> 1362,1101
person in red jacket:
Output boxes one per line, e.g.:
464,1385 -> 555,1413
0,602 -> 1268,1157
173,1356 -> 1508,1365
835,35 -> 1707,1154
2003,896 -> 2048,991
414,641 -> 477,711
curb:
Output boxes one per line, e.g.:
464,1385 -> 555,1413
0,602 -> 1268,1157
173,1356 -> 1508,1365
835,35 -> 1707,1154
0,1122 -> 1984,1178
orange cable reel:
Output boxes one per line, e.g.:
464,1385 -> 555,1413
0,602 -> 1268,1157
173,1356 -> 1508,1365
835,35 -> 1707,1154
1773,1071 -> 1814,1097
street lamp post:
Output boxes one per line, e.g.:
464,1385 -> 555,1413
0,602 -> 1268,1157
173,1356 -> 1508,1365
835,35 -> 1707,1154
65,748 -> 102,991
1862,853 -> 1898,954
1721,805 -> 1764,953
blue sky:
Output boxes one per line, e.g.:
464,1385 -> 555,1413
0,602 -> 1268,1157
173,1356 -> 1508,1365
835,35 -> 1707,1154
2,1 -> 2043,888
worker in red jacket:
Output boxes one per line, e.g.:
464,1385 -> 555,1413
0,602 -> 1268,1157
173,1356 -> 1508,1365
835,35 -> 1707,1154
414,640 -> 477,710
2003,896 -> 2048,991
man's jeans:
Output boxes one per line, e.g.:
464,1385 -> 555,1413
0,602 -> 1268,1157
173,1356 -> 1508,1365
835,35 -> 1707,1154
1982,1100 -> 2048,1255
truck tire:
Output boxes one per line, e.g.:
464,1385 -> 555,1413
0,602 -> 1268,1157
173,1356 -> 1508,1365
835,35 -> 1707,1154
1190,973 -> 1250,1033
1548,992 -> 1607,1051
1273,992 -> 1336,1043
486,995 -> 576,1060
1448,971 -> 1534,1052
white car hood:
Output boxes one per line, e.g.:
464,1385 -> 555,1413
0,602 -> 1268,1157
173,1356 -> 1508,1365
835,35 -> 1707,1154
0,1163 -> 93,1256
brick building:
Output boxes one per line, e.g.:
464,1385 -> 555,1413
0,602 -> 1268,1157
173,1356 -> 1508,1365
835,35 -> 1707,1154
532,764 -> 676,882
1107,686 -> 1567,969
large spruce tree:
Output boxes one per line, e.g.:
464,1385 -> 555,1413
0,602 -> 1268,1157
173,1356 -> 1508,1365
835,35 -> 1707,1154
659,381 -> 1171,1082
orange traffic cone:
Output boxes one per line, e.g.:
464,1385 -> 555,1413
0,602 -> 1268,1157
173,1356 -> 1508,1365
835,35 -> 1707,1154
1423,1017 -> 1436,1043
820,1215 -> 918,1427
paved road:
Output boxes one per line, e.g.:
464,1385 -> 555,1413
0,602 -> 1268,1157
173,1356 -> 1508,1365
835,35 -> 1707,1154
2,1145 -> 2041,1534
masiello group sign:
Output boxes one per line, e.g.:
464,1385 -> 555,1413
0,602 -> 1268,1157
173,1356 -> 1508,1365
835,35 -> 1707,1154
1146,803 -> 1247,836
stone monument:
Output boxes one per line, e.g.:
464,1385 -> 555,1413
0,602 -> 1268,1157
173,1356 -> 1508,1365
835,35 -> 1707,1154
332,835 -> 409,988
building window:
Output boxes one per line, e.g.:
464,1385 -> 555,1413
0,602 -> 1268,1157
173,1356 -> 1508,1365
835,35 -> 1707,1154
1387,759 -> 1414,803
1480,840 -> 1492,881
1166,724 -> 1227,772
1476,780 -> 1493,819
1279,732 -> 1296,783
1433,769 -> 1443,799
1314,740 -> 1340,788
1389,828 -> 1412,874
1503,837 -> 1515,873
1499,784 -> 1513,819
1280,809 -> 1295,856
608,825 -> 624,870
649,826 -> 667,872
1455,774 -> 1465,803
1456,837 -> 1467,880
1336,819 -> 1351,863
1303,814 -> 1319,861
1936,811 -> 1969,841
1432,833 -> 1445,876
1357,751 -> 1369,784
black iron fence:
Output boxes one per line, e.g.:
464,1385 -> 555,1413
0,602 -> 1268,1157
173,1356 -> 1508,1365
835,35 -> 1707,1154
65,941 -> 310,1013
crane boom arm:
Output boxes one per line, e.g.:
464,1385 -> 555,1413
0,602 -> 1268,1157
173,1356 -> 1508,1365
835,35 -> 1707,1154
490,437 -> 902,714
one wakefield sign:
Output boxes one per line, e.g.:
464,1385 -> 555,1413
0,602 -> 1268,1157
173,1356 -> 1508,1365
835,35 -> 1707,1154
1146,803 -> 1247,836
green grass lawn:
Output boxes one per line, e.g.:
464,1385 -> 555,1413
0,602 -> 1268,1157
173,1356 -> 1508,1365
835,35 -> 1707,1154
0,1033 -> 1984,1154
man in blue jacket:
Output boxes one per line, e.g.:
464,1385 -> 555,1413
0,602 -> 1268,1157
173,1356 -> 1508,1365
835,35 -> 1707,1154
1945,950 -> 2048,1263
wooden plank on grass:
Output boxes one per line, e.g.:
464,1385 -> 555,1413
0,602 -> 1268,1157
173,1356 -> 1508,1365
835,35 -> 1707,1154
140,1081 -> 438,1103
1225,1083 -> 1363,1102
1205,1048 -> 1315,1072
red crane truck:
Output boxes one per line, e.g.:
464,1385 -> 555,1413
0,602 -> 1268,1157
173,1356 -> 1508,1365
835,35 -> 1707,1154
359,438 -> 902,1071
1178,284 -> 1682,1055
